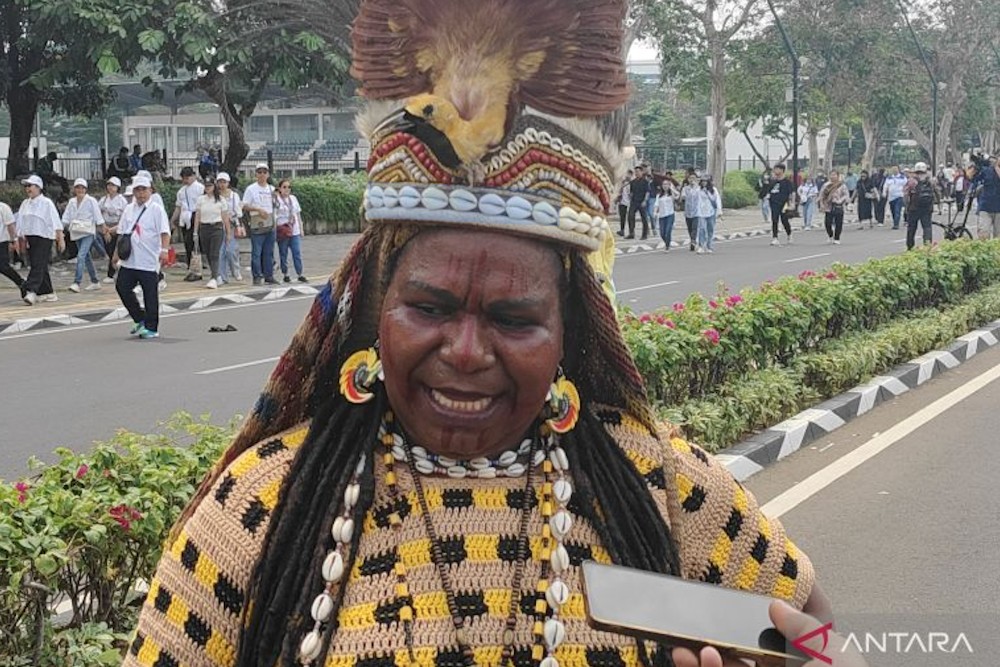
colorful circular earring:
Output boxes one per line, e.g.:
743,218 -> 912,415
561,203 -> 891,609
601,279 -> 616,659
339,346 -> 383,404
545,370 -> 580,434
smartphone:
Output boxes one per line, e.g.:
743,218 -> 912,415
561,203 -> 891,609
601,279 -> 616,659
581,561 -> 809,666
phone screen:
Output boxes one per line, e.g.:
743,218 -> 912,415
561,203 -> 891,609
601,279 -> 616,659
582,561 -> 800,660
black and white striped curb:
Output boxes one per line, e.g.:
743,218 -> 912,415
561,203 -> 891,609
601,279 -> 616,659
615,228 -> 770,254
717,319 -> 1000,481
0,285 -> 321,336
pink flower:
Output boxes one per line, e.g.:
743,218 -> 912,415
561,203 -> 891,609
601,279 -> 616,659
639,313 -> 652,324
75,464 -> 89,480
709,300 -> 719,309
109,504 -> 143,531
703,328 -> 721,345
103,469 -> 111,478
672,303 -> 685,313
725,295 -> 743,308
663,319 -> 676,329
14,481 -> 29,504
798,270 -> 816,280
825,271 -> 838,280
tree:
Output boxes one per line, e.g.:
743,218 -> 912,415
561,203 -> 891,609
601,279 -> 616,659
137,0 -> 356,174
646,0 -> 763,185
0,0 -> 137,179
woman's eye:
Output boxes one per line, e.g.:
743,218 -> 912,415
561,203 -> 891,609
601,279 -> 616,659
494,315 -> 533,330
414,303 -> 446,317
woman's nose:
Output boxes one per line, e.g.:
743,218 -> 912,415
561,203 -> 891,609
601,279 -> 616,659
440,315 -> 496,372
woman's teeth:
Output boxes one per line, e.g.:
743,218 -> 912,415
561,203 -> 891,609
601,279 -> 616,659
430,389 -> 493,413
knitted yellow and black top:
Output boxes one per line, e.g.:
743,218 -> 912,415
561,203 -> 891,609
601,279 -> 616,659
123,412 -> 814,667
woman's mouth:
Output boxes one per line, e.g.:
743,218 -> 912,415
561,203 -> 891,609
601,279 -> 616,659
429,388 -> 495,414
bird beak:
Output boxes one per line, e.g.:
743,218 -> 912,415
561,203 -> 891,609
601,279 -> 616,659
372,106 -> 414,139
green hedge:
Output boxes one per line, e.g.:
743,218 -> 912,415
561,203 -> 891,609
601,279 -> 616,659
722,170 -> 758,209
0,416 -> 231,666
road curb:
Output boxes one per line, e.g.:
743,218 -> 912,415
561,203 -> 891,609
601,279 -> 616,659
615,227 -> 770,254
0,284 -> 321,336
716,319 -> 1000,481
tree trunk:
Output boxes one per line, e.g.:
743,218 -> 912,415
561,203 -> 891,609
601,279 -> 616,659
822,123 -> 839,174
5,85 -> 40,180
860,115 -> 879,170
807,124 -> 820,178
708,41 -> 727,185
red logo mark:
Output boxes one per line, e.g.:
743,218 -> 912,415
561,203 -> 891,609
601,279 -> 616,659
792,622 -> 834,665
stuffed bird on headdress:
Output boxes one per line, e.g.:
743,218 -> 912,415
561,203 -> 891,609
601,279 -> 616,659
353,0 -> 629,176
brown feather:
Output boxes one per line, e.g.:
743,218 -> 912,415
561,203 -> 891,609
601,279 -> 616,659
350,0 -> 628,118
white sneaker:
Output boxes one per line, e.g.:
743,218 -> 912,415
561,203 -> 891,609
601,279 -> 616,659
68,283 -> 80,293
696,247 -> 705,254
40,294 -> 58,302
85,282 -> 101,291
102,276 -> 115,284
158,279 -> 167,291
828,237 -> 834,244
23,291 -> 37,305
834,240 -> 841,245
786,235 -> 793,245
234,272 -> 244,282
770,238 -> 780,246
205,278 -> 218,289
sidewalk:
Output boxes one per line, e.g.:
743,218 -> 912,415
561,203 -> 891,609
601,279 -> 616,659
0,208 -> 769,331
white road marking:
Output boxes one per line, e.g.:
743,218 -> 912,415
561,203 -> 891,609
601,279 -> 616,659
817,442 -> 836,452
196,356 -> 281,375
617,280 -> 680,295
0,296 -> 315,341
762,359 -> 1000,518
783,252 -> 831,264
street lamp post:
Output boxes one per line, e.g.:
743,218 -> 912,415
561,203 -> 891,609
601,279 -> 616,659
896,0 -> 937,173
765,0 -> 800,187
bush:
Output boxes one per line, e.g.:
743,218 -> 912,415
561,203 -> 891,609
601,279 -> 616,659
0,183 -> 27,211
722,171 -> 758,209
623,241 -> 1000,408
290,172 -> 366,233
0,415 -> 231,666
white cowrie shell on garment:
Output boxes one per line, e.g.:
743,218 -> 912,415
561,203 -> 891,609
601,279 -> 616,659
544,618 -> 567,650
540,657 -> 559,667
550,543 -> 570,574
299,629 -> 323,662
550,510 -> 573,539
553,478 -> 573,505
322,550 -> 345,583
343,483 -> 360,509
311,592 -> 334,623
546,579 -> 570,609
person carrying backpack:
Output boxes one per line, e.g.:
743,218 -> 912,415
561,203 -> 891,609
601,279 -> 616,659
903,162 -> 939,250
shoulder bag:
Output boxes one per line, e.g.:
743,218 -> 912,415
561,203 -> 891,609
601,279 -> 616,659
116,206 -> 147,261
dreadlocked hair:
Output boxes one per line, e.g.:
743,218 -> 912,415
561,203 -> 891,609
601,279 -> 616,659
220,223 -> 680,666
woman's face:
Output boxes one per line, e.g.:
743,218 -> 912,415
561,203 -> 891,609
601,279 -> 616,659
379,229 -> 565,459
107,185 -> 119,195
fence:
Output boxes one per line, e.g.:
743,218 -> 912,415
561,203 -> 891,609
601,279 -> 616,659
1,157 -> 104,182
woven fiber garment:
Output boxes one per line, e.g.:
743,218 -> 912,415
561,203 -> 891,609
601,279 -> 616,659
123,409 -> 814,667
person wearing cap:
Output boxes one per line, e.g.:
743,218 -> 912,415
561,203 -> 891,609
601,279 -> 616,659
193,176 -> 231,289
135,170 -> 166,210
216,172 -> 244,283
62,178 -> 104,293
903,161 -> 939,250
243,163 -> 278,285
16,175 -> 64,305
0,199 -> 25,294
881,165 -> 907,229
113,176 -> 171,339
99,177 -> 128,283
171,166 -> 205,276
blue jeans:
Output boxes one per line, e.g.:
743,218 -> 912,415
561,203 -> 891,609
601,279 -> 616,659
698,215 -> 717,249
889,198 -> 904,228
73,234 -> 99,285
658,215 -> 675,248
802,199 -> 816,229
277,234 -> 304,277
760,198 -> 770,223
218,236 -> 241,281
250,229 -> 276,280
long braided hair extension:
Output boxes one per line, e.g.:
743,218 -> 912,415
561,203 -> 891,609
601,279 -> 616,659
236,226 -> 681,667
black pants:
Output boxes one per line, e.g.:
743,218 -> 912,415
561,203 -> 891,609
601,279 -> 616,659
116,266 -> 161,332
23,236 -> 54,296
874,197 -> 887,225
685,216 -> 698,248
906,207 -> 933,250
770,202 -> 791,238
627,202 -> 649,237
0,241 -> 24,292
955,191 -> 966,212
824,210 -> 844,240
618,204 -> 628,233
182,222 -> 196,268
103,233 -> 118,278
199,224 -> 224,279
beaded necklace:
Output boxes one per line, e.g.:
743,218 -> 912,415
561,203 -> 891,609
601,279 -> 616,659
298,412 -> 576,667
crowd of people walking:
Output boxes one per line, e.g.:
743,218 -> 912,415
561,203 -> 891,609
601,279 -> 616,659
0,161 -> 309,337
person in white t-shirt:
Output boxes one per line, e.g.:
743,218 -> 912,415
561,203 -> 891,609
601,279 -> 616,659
16,174 -> 65,305
216,172 -> 243,283
63,178 -> 105,292
274,178 -> 308,283
171,166 -> 205,276
113,176 -> 171,339
242,163 -> 277,285
0,200 -> 25,293
99,177 -> 128,283
193,177 -> 231,289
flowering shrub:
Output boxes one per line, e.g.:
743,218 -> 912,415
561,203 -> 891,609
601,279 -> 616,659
0,415 -> 232,666
623,241 -> 1000,408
